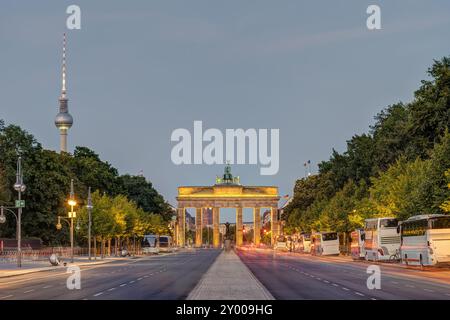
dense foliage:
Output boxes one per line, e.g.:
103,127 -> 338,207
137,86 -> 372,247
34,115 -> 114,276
284,57 -> 450,234
0,121 -> 172,245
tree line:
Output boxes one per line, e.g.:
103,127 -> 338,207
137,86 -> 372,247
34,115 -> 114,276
284,56 -> 450,234
0,122 -> 173,246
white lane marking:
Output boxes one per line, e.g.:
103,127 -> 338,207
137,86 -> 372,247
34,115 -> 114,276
342,287 -> 350,291
120,283 -> 127,287
43,285 -> 53,289
23,289 -> 35,294
316,278 -> 322,280
0,295 -> 13,300
391,281 -> 399,285
93,292 -> 104,297
129,280 -> 135,284
144,275 -> 149,278
332,283 -> 339,287
137,277 -> 143,281
371,297 -> 377,300
355,292 -> 365,296
107,288 -> 116,292
424,288 -> 434,292
406,284 -> 415,288
323,280 -> 330,284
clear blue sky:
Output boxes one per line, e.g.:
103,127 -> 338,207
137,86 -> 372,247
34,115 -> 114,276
1,1 -> 450,222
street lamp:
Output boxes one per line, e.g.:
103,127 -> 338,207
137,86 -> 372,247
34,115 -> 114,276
57,179 -> 77,263
13,156 -> 26,268
0,206 -> 19,266
86,187 -> 93,260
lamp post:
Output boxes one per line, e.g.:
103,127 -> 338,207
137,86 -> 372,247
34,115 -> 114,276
86,187 -> 93,260
56,216 -> 71,260
57,179 -> 77,263
0,206 -> 20,267
13,156 -> 26,268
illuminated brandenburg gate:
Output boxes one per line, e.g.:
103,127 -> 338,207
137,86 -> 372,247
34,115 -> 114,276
175,165 -> 280,248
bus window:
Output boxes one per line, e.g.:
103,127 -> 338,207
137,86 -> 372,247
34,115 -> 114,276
322,233 -> 337,241
430,216 -> 450,229
380,218 -> 398,228
142,237 -> 157,247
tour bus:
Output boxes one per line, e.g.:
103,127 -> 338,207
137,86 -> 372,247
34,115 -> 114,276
142,234 -> 159,254
274,235 -> 289,251
311,232 -> 340,256
299,233 -> 312,254
400,214 -> 450,266
364,217 -> 400,261
350,229 -> 365,260
158,235 -> 173,253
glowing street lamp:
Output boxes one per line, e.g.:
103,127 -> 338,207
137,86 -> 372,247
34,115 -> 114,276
57,179 -> 77,263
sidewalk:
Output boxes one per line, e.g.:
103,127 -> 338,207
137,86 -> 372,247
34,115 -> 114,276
0,256 -> 134,278
187,249 -> 273,300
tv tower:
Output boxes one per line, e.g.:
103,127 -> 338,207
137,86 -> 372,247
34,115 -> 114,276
54,33 -> 73,153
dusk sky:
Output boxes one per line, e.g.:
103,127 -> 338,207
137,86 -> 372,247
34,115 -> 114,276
1,1 -> 450,222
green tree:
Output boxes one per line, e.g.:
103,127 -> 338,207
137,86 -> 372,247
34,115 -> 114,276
407,57 -> 450,158
371,103 -> 410,170
440,169 -> 450,212
119,174 -> 172,221
369,157 -> 431,220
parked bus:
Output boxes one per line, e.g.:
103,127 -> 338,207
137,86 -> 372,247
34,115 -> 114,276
364,217 -> 400,261
274,235 -> 289,251
299,233 -> 312,254
350,229 -> 365,260
311,232 -> 340,256
142,234 -> 159,254
158,235 -> 173,253
400,214 -> 450,266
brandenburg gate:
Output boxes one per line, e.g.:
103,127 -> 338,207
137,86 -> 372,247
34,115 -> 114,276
175,165 -> 280,248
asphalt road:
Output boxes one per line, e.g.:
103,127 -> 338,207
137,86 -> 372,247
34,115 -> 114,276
0,249 -> 220,300
236,249 -> 450,300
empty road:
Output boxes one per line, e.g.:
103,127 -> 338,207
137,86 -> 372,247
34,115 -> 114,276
236,248 -> 450,300
0,249 -> 220,300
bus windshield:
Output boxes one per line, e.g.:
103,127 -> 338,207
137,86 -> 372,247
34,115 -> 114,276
322,233 -> 338,241
159,236 -> 170,247
380,218 -> 398,228
430,216 -> 450,229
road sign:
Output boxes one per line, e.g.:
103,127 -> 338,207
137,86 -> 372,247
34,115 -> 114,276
15,200 -> 25,208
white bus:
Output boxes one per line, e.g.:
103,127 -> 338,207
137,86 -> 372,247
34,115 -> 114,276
142,234 -> 159,254
350,229 -> 365,260
364,217 -> 400,261
311,232 -> 340,256
274,235 -> 289,251
299,233 -> 312,254
400,214 -> 450,266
